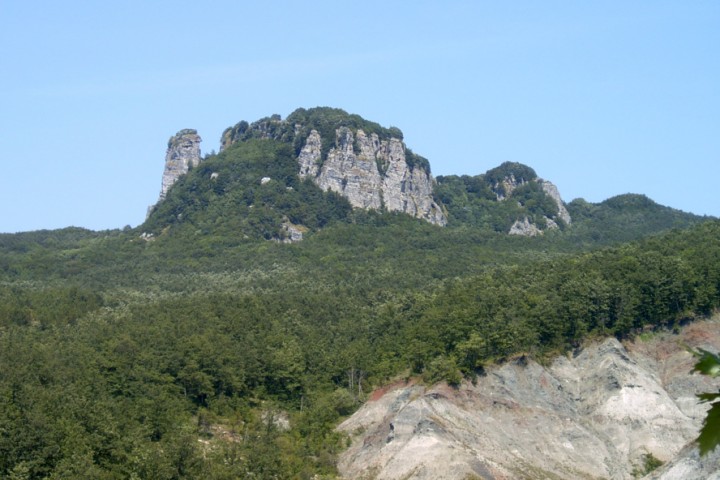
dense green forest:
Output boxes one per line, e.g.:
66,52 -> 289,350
1,111 -> 718,478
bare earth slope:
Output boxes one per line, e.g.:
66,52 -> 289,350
338,319 -> 720,479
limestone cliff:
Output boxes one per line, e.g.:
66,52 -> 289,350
338,319 -> 720,479
159,129 -> 202,201
302,127 -> 446,225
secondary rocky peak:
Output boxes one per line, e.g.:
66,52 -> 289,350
159,129 -> 202,201
485,162 -> 571,235
486,161 -> 538,200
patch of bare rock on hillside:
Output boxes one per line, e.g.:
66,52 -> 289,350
337,319 -> 720,480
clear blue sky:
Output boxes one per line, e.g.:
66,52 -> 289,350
1,1 -> 718,233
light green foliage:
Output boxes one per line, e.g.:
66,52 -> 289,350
422,355 -> 462,386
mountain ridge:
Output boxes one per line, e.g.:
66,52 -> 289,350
149,107 -> 708,242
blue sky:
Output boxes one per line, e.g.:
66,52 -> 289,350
1,1 -> 718,233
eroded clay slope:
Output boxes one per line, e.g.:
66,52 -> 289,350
338,320 -> 720,480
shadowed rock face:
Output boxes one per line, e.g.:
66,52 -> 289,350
338,320 -> 720,480
159,129 -> 202,201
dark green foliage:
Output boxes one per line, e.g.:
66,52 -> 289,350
484,161 -> 538,188
285,107 -> 403,158
632,452 -> 664,476
0,286 -> 103,328
2,216 -> 720,477
220,107 -> 407,168
565,194 -> 707,245
404,148 -> 431,174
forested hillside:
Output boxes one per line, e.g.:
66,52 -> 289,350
2,211 -> 720,478
0,111 -> 717,478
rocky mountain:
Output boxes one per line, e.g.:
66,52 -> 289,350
149,108 -> 579,234
219,108 -> 447,225
147,108 -> 707,242
338,319 -> 720,480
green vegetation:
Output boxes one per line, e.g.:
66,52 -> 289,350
632,452 -> 664,477
565,194 -> 708,245
1,108 -> 718,477
220,107 -> 409,168
436,168 -> 562,232
2,211 -> 720,477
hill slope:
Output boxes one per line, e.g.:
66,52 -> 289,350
0,107 -> 718,479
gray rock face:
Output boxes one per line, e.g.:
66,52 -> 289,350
159,129 -> 202,200
297,129 -> 322,178
509,217 -> 543,236
338,320 -> 720,480
279,221 -> 306,243
304,128 -> 447,225
492,173 -> 526,201
542,180 -> 572,225
316,127 -> 384,210
646,443 -> 720,480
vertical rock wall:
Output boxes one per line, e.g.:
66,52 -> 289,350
304,127 -> 447,225
159,129 -> 202,201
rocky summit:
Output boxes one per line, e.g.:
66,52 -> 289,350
149,108 -> 585,233
219,108 -> 447,226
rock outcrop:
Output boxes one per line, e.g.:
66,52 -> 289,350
338,320 -> 720,479
507,182 -> 570,235
542,180 -> 572,225
303,127 -> 446,225
509,217 -> 543,236
297,129 -> 322,178
159,129 -> 202,201
481,162 -> 572,235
